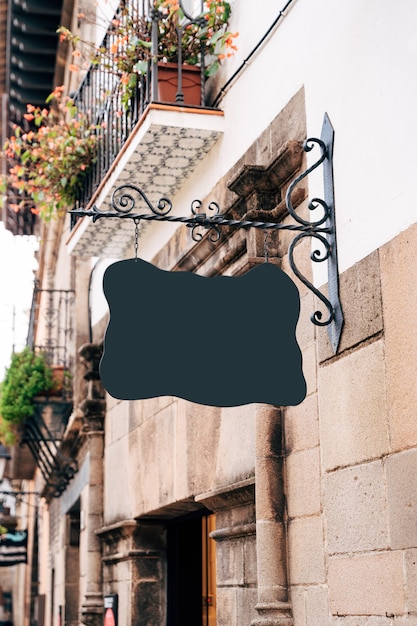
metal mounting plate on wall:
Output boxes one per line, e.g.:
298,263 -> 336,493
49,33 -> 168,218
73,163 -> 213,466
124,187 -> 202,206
286,113 -> 344,352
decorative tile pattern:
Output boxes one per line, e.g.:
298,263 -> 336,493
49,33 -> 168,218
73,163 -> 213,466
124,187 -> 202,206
68,114 -> 224,259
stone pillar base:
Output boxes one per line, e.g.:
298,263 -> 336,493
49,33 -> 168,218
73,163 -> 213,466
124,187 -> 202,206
81,592 -> 103,626
251,602 -> 293,626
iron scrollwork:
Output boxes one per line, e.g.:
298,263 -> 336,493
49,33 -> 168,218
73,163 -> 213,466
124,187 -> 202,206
70,114 -> 343,352
285,114 -> 344,351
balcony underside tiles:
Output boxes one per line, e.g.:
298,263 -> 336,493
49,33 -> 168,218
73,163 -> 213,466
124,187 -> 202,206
67,105 -> 224,259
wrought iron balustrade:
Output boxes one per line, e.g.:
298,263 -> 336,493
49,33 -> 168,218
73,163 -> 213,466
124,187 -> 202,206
18,282 -> 77,497
72,0 -> 211,221
27,282 -> 75,398
20,399 -> 76,499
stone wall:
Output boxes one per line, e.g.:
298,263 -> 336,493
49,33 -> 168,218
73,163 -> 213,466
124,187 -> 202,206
285,223 -> 417,624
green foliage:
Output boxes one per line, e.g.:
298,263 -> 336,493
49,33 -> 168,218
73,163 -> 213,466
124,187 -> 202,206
57,0 -> 238,109
1,87 -> 99,221
0,349 -> 54,443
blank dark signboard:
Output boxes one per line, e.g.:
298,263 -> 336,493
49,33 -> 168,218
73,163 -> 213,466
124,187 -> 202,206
100,258 -> 307,407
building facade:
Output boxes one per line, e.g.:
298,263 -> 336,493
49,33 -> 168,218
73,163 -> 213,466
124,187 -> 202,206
2,1 -> 417,625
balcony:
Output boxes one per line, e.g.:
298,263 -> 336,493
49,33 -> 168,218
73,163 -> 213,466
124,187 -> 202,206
66,0 -> 226,259
8,282 -> 77,499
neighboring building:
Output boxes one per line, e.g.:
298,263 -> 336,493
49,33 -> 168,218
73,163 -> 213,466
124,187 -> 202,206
2,1 -> 417,625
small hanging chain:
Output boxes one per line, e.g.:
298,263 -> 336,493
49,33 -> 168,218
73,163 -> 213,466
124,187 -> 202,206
134,218 -> 140,261
264,229 -> 269,264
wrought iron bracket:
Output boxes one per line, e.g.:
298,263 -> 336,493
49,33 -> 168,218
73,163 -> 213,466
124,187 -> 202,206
70,114 -> 343,352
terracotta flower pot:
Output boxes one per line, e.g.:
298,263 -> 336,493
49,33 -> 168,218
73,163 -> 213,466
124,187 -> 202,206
157,62 -> 202,106
48,365 -> 66,396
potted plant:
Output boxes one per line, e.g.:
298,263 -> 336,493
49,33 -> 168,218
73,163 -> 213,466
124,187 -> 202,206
58,0 -> 238,108
0,348 -> 55,445
0,86 -> 99,221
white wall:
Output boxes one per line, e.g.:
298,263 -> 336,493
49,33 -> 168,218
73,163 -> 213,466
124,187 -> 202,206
91,0 -> 417,319
139,0 -> 417,274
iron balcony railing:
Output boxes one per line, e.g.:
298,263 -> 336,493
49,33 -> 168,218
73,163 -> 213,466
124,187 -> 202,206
72,0 -> 211,221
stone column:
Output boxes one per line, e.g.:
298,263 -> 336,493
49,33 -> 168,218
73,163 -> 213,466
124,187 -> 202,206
252,405 -> 293,626
79,343 -> 106,626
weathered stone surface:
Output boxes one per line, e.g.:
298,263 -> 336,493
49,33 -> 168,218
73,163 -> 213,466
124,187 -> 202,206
386,449 -> 417,550
328,552 -> 405,616
288,516 -> 325,584
217,588 -> 237,626
318,250 -> 383,362
380,222 -> 417,451
255,521 -> 288,591
332,617 -> 396,625
404,549 -> 417,614
324,461 -> 388,553
305,586 -> 331,626
319,339 -> 389,471
237,587 -> 258,625
214,405 -> 257,489
286,447 -> 321,518
284,393 -> 319,453
300,342 -> 318,398
296,289 -> 316,350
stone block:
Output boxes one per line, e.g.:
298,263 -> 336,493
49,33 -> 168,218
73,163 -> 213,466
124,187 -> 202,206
154,406 -> 176,507
332,618 -> 395,625
319,339 -> 389,471
324,461 -> 388,554
243,534 -> 257,585
380,222 -> 417,450
132,580 -> 163,626
395,617 -> 417,626
288,516 -> 325,584
289,586 -> 307,626
404,549 -> 417,614
296,289 -> 316,350
214,405 -> 256,489
286,447 -> 321,518
256,520 -> 287,588
386,450 -> 417,550
284,393 -> 319,453
318,250 -> 383,363
128,400 -> 144,430
255,457 -> 285,520
105,437 -> 131,520
237,587 -> 258,626
217,588 -> 237,626
182,401 -> 222,496
328,552 -> 404,616
255,405 -> 282,458
216,538 -> 245,586
132,556 -> 161,581
305,586 -> 331,626
302,341 -> 318,397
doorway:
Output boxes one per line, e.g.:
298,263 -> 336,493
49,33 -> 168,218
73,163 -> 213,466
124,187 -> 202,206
167,511 -> 216,626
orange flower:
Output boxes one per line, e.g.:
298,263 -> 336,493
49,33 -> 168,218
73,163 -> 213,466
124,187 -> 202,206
52,86 -> 65,97
26,104 -> 35,113
24,113 -> 35,121
69,64 -> 79,72
72,49 -> 81,58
